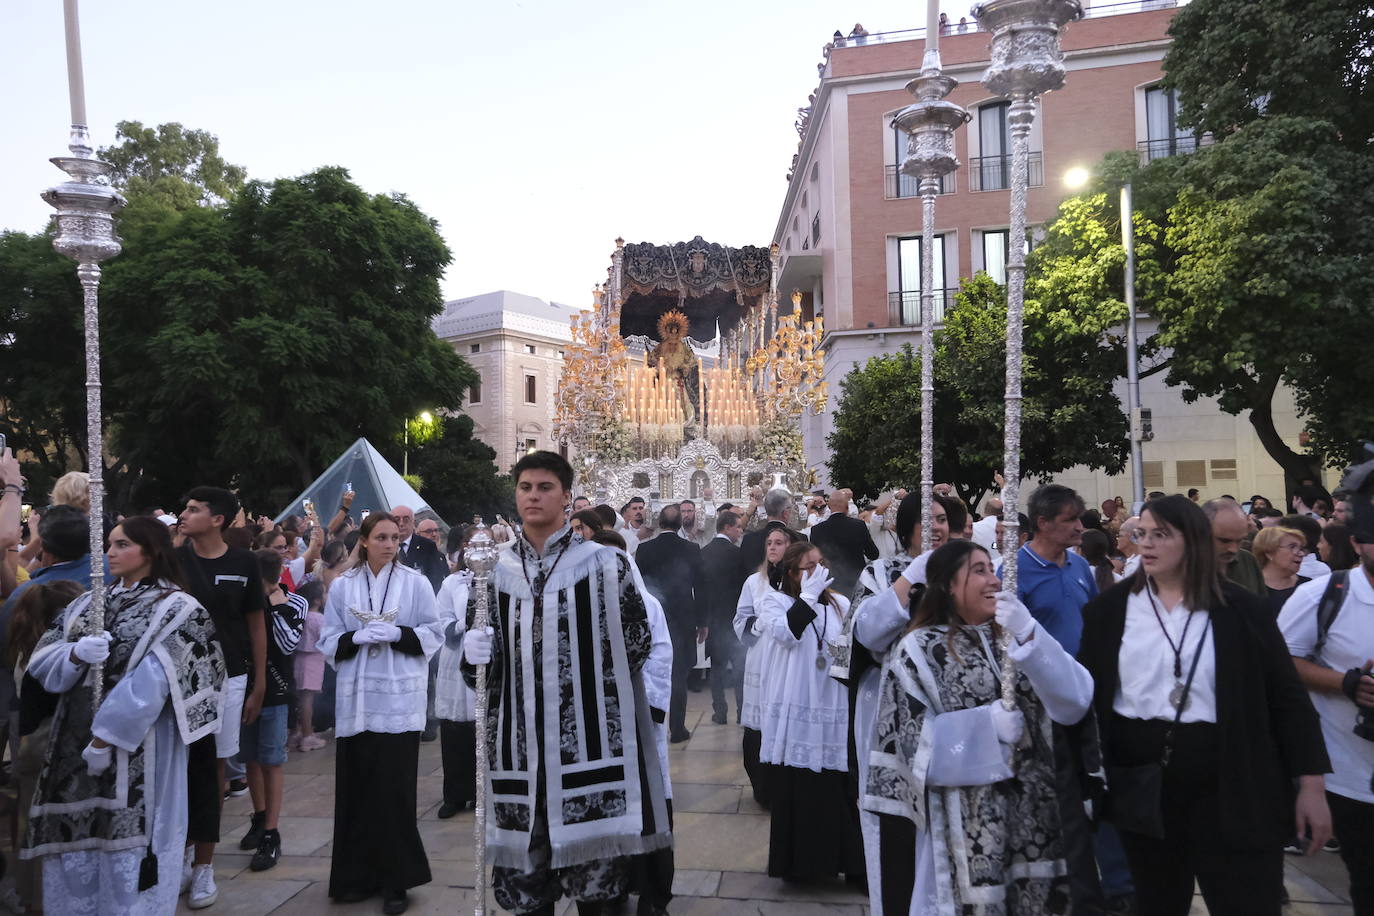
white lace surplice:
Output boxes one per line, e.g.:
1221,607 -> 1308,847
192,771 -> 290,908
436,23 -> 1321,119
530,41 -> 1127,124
756,590 -> 851,773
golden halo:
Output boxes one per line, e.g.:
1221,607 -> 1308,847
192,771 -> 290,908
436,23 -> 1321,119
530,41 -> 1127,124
656,308 -> 689,339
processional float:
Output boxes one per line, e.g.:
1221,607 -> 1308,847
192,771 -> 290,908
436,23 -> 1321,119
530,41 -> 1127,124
554,238 -> 828,515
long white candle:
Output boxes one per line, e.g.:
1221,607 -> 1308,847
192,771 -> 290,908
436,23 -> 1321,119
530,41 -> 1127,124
63,0 -> 88,127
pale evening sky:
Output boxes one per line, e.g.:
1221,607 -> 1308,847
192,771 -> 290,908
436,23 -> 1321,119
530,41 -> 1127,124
2,0 -> 968,309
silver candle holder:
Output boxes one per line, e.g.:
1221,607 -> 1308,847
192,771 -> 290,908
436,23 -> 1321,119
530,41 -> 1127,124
892,27 -> 970,552
973,0 -> 1082,706
464,524 -> 499,916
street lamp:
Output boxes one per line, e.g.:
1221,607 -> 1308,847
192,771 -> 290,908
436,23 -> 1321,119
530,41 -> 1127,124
1063,166 -> 1145,509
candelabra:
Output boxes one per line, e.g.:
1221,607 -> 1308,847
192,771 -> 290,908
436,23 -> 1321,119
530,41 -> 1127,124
974,0 -> 1082,706
893,2 -> 970,552
554,288 -> 631,475
45,0 -> 125,707
464,524 -> 499,916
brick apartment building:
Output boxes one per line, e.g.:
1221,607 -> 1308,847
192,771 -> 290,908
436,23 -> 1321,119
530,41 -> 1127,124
773,0 -> 1331,503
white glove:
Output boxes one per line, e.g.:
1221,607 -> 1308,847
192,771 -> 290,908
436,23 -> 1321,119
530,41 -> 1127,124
463,626 -> 494,666
901,554 -> 926,587
799,566 -> 834,603
366,621 -> 402,644
350,626 -> 378,646
82,742 -> 112,774
991,702 -> 1025,746
995,593 -> 1036,643
73,632 -> 112,665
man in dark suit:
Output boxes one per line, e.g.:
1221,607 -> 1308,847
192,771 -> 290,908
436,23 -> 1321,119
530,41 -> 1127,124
700,511 -> 747,724
739,488 -> 801,580
634,504 -> 706,742
391,504 -> 447,593
807,491 -> 879,597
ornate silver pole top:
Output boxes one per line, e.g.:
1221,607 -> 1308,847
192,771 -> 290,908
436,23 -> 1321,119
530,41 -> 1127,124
465,523 -> 500,577
973,0 -> 1083,99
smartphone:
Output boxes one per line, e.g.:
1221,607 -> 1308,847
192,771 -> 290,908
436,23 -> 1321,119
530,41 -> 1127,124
344,481 -> 354,498
0,432 -> 6,452
303,497 -> 315,516
1241,501 -> 1253,515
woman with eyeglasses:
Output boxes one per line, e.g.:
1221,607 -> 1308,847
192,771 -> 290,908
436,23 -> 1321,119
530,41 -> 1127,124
1252,526 -> 1312,618
1078,495 -> 1331,915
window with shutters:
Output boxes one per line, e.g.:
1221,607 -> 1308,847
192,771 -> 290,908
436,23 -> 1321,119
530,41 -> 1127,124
469,380 -> 482,405
1210,458 -> 1238,481
524,374 -> 537,404
1176,460 -> 1207,488
1143,461 -> 1165,490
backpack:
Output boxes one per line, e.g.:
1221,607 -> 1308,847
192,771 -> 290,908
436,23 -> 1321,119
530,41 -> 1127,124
1308,570 -> 1350,665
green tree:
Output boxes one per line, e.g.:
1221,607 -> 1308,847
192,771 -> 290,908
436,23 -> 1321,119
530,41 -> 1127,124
827,274 -> 1129,506
99,165 -> 476,509
407,414 -> 515,526
99,120 -> 247,210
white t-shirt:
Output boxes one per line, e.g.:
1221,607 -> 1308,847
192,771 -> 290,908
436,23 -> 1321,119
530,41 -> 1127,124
1278,569 -> 1374,803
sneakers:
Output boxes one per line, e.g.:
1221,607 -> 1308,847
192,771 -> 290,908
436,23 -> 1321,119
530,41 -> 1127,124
187,864 -> 218,909
223,778 -> 248,799
1324,836 -> 1341,853
239,811 -> 266,851
250,829 -> 281,872
1283,838 -> 1306,855
298,734 -> 327,752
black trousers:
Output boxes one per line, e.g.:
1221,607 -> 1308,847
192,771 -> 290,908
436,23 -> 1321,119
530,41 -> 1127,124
1110,717 -> 1282,916
330,731 -> 432,897
1329,791 -> 1374,916
707,628 -> 745,719
667,625 -> 695,736
741,727 -> 772,808
186,733 -> 220,843
1053,724 -> 1104,911
441,719 -> 476,808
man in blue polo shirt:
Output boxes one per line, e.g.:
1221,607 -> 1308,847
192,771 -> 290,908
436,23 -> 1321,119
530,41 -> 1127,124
1014,483 -> 1134,915
1016,483 -> 1097,655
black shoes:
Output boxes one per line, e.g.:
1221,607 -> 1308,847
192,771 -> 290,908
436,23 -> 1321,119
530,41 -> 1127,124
420,727 -> 438,742
249,829 -> 280,872
382,889 -> 409,914
710,711 -> 728,725
669,730 -> 691,743
239,811 -> 265,851
437,801 -> 464,819
224,778 -> 248,799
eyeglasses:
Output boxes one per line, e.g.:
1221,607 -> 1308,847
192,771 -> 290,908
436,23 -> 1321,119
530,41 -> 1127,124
1128,528 -> 1174,545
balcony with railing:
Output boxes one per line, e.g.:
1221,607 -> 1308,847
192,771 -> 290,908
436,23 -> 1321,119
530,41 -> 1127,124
1137,133 -> 1213,162
830,0 -> 1181,48
888,289 -> 957,327
884,166 -> 956,199
969,152 -> 1044,192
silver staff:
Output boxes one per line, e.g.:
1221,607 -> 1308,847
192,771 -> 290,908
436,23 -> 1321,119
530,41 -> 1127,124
44,0 -> 124,708
893,0 -> 969,551
464,524 -> 499,916
973,0 -> 1081,707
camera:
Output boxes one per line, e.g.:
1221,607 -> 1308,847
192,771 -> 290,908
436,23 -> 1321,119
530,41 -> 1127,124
1342,667 -> 1374,741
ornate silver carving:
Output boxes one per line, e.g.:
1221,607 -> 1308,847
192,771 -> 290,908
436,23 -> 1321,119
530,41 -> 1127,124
465,524 -> 499,916
43,120 -> 124,709
974,0 -> 1080,708
893,38 -> 970,553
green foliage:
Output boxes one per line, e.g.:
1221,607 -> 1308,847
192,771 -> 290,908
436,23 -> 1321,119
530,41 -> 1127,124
1164,0 -> 1374,146
1,144 -> 477,511
827,274 -> 1128,505
100,121 -> 247,210
407,414 -> 515,526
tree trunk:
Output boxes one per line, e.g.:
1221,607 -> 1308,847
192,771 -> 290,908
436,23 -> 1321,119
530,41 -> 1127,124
1247,372 -> 1320,506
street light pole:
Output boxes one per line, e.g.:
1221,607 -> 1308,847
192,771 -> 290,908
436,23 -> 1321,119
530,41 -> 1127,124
1121,181 -> 1145,509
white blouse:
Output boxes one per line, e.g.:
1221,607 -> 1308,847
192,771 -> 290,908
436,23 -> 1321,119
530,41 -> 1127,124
1113,585 -> 1217,724
320,562 -> 443,737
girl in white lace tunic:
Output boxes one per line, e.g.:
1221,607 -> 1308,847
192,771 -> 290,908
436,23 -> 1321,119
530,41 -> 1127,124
756,541 -> 864,881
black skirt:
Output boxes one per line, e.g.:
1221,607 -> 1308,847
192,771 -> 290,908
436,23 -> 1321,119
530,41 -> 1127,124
767,765 -> 865,880
440,719 -> 476,807
330,731 -> 432,897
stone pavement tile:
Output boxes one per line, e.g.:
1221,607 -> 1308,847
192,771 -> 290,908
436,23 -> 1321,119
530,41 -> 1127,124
673,781 -> 743,814
672,868 -> 723,897
212,852 -> 332,883
671,750 -> 753,787
220,814 -> 335,856
1287,852 -> 1353,903
716,870 -> 868,905
1285,903 -> 1355,916
679,722 -> 748,753
417,814 -> 480,862
672,812 -> 769,872
174,877 -> 308,915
